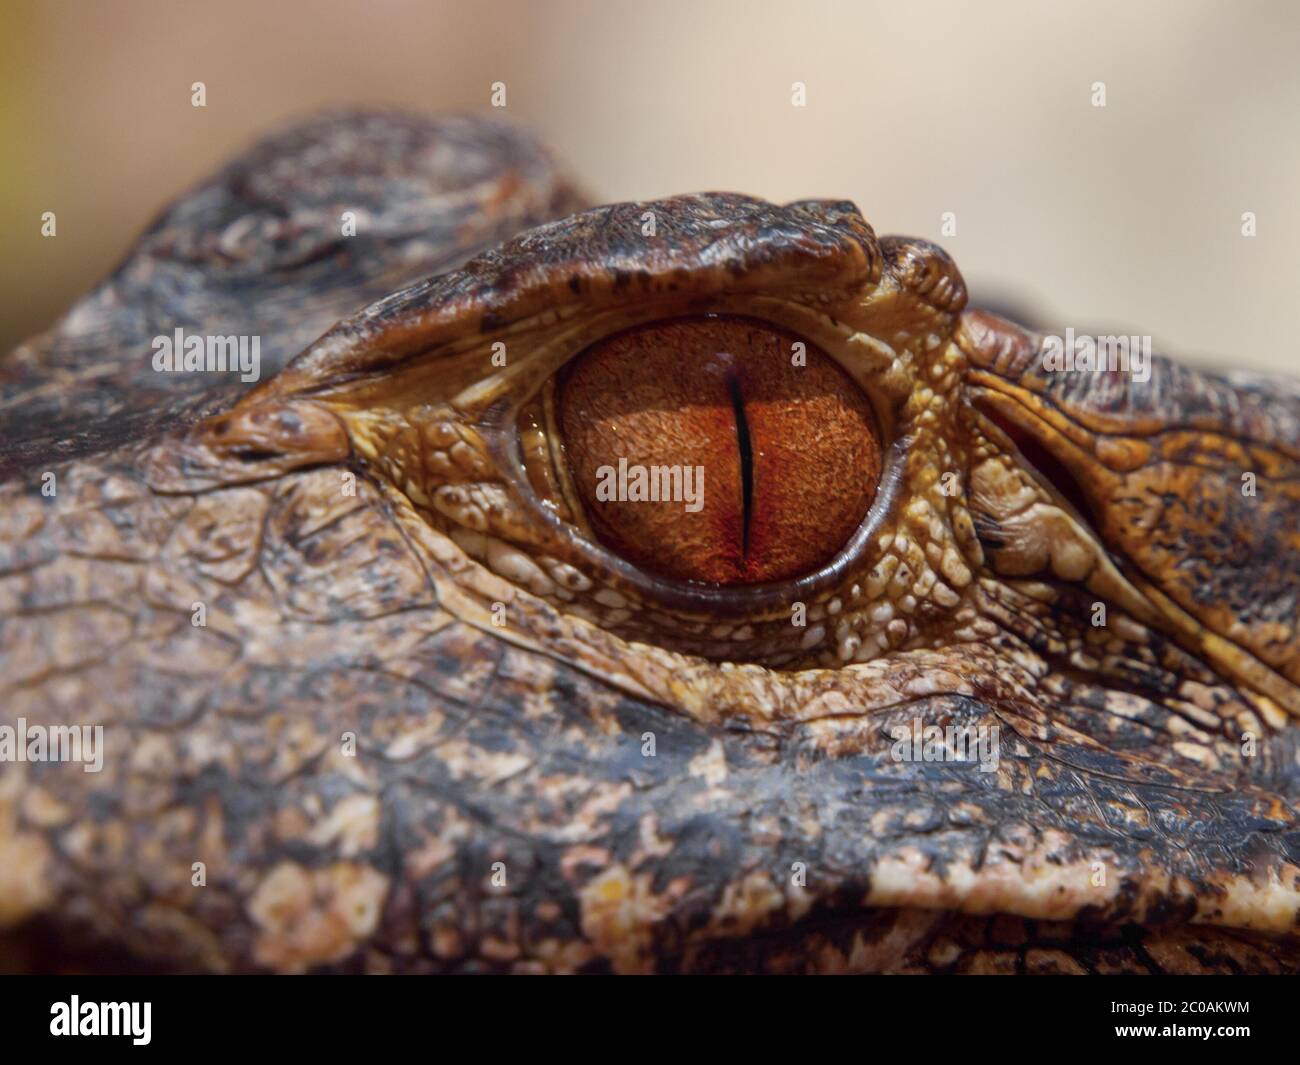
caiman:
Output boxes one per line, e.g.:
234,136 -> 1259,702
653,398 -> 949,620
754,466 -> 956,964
2,112 -> 1298,975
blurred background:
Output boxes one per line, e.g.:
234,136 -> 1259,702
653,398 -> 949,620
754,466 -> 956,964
2,0 -> 1297,370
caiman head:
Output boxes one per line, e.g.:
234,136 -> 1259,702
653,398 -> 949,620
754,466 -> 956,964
2,112 -> 1298,974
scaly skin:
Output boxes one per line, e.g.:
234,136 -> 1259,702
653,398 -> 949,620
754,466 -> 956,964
2,112 -> 1298,973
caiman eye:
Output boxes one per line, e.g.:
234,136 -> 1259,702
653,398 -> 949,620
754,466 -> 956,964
542,315 -> 882,585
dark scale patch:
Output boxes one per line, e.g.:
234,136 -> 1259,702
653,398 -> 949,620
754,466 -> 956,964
82,790 -> 121,824
646,809 -> 748,905
173,763 -> 280,853
605,694 -> 716,763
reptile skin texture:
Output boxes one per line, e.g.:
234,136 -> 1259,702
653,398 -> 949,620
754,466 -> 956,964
2,112 -> 1298,973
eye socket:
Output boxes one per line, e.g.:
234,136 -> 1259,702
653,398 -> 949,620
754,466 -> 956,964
540,315 -> 882,585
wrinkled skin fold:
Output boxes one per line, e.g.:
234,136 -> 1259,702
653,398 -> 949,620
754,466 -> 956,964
2,112 -> 1298,974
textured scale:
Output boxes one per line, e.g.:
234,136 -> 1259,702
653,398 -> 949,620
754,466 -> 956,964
1,113 -> 1299,974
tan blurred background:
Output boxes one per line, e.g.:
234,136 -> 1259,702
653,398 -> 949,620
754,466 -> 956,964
2,0 -> 1297,370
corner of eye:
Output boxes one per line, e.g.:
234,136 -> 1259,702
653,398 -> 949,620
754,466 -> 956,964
199,397 -> 350,462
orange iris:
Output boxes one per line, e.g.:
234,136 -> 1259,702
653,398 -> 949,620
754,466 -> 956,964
559,316 -> 881,584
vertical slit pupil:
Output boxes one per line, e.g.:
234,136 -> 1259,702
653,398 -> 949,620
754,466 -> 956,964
728,373 -> 754,558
